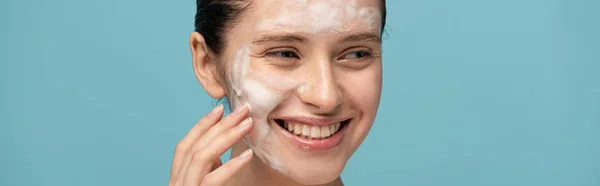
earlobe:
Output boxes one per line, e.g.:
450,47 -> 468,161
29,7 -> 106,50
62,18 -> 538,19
190,32 -> 227,99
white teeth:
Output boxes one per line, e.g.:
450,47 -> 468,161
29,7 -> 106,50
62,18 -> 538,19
310,126 -> 320,139
302,125 -> 310,137
281,121 -> 343,139
293,124 -> 302,135
321,125 -> 331,138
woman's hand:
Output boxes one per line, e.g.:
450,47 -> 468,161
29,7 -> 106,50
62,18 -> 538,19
169,104 -> 254,186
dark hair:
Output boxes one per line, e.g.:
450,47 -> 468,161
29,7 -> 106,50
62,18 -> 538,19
194,0 -> 387,55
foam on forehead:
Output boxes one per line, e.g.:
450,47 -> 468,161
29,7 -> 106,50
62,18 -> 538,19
256,0 -> 382,34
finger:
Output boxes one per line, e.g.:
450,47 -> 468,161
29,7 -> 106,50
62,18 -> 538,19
170,104 -> 224,180
175,159 -> 222,186
175,104 -> 249,183
180,104 -> 225,148
194,104 -> 249,151
181,118 -> 254,185
211,159 -> 223,171
201,149 -> 253,186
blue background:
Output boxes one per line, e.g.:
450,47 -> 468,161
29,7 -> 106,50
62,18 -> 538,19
1,0 -> 598,185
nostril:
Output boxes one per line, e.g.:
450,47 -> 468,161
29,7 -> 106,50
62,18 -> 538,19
298,91 -> 343,112
294,77 -> 343,112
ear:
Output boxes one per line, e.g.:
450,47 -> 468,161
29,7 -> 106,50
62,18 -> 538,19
190,32 -> 227,99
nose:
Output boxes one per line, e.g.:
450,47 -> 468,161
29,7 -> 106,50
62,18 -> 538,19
296,58 -> 343,113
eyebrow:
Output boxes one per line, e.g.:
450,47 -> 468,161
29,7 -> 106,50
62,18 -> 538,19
251,34 -> 308,45
339,32 -> 381,43
251,32 -> 381,45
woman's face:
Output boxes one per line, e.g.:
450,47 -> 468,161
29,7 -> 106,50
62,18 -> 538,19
214,0 -> 382,184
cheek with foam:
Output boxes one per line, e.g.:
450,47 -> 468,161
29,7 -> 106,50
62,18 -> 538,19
228,45 -> 305,175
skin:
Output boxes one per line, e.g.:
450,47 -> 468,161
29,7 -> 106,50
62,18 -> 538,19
169,0 -> 383,185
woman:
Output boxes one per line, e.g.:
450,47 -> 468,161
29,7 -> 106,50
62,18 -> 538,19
169,0 -> 387,185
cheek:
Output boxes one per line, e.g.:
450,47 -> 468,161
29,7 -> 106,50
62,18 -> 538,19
234,75 -> 287,143
337,64 -> 382,146
233,69 -> 306,174
240,72 -> 304,122
339,65 -> 382,112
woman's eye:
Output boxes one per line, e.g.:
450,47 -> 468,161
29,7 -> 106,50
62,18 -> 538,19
343,51 -> 371,59
267,51 -> 300,59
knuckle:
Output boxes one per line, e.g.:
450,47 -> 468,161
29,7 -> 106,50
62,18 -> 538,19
191,151 -> 207,163
210,123 -> 223,132
224,127 -> 244,139
174,142 -> 188,153
220,131 -> 237,141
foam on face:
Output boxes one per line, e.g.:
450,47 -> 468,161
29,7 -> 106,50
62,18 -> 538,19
228,45 -> 304,174
228,0 -> 382,177
256,0 -> 382,34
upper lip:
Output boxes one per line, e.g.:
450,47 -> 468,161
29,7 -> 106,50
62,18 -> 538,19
273,116 -> 350,126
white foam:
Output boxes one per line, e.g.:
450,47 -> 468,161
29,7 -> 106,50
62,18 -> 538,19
256,0 -> 381,34
229,44 -> 303,176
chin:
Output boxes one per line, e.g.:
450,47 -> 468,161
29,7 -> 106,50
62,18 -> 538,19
284,158 -> 346,185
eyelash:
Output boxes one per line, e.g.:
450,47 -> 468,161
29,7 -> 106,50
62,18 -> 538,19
264,49 -> 373,61
265,50 -> 300,59
341,50 -> 372,60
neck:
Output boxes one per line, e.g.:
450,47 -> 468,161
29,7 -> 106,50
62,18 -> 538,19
227,141 -> 344,186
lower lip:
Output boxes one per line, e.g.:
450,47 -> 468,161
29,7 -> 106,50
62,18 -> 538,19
276,121 -> 348,151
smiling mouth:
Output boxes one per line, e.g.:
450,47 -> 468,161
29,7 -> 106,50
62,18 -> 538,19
274,119 -> 350,140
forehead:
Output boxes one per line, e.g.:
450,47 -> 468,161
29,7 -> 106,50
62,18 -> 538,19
237,0 -> 382,36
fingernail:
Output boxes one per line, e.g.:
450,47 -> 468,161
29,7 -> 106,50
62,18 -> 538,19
240,149 -> 253,159
239,117 -> 252,127
208,104 -> 223,117
233,104 -> 247,115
